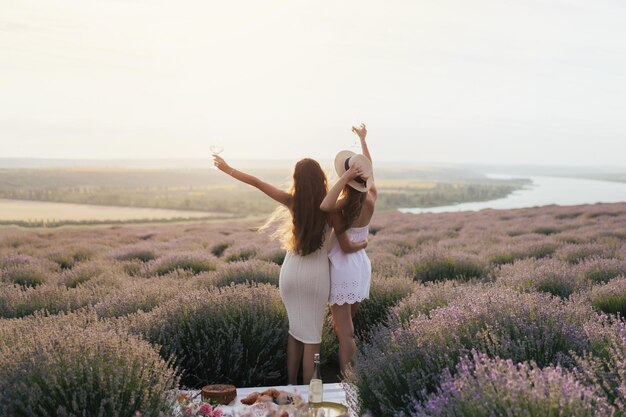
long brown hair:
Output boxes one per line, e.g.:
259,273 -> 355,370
336,185 -> 367,234
263,158 -> 328,256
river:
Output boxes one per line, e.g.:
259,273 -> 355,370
400,175 -> 626,214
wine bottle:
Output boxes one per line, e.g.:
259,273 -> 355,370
309,353 -> 323,404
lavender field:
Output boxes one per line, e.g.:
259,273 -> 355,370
1,202 -> 626,417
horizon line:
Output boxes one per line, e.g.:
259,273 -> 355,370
0,157 -> 623,170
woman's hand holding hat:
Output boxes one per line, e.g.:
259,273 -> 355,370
334,150 -> 372,193
344,164 -> 364,181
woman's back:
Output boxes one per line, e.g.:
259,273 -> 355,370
343,193 -> 375,229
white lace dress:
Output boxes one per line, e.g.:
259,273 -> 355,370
328,225 -> 371,305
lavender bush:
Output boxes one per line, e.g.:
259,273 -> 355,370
210,242 -> 231,257
486,240 -> 558,265
0,283 -> 108,318
149,251 -> 217,276
224,247 -> 257,263
113,244 -> 159,262
409,351 -> 612,417
591,277 -> 626,317
60,260 -> 108,288
123,283 -> 288,388
496,258 -> 588,298
554,211 -> 584,220
47,245 -> 94,269
352,275 -> 415,341
0,311 -> 178,417
577,256 -> 626,283
94,279 -> 183,318
574,317 -> 626,412
407,247 -> 487,282
1,253 -> 47,268
0,263 -> 48,287
210,259 -> 280,287
122,258 -> 150,276
346,288 -> 595,416
557,242 -> 619,264
261,249 -> 287,265
390,281 -> 482,325
532,225 -> 562,235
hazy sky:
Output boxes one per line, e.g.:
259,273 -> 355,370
1,0 -> 625,165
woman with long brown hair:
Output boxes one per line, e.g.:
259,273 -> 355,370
212,155 -> 330,385
320,123 -> 377,375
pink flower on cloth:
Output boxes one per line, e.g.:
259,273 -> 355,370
212,409 -> 224,417
198,403 -> 213,416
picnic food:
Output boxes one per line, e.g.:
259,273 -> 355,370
200,384 -> 237,405
240,388 -> 302,406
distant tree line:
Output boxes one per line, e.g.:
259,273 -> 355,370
0,168 -> 527,215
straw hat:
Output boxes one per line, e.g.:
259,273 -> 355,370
334,150 -> 373,192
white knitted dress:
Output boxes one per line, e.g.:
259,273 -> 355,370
279,231 -> 331,344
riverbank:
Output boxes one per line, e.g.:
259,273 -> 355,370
401,174 -> 626,214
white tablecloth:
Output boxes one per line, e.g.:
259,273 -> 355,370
176,383 -> 347,415
231,383 -> 346,406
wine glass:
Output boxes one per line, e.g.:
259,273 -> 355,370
210,140 -> 224,170
351,120 -> 362,151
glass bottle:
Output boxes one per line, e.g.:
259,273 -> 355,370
309,353 -> 323,404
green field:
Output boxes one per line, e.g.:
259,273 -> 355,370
0,167 -> 528,225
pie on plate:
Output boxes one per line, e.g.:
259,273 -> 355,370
200,384 -> 237,405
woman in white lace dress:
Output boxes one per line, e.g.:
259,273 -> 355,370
320,123 -> 377,374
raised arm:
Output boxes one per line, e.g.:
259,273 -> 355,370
330,212 -> 368,253
352,123 -> 372,164
352,123 -> 378,201
213,155 -> 292,207
320,164 -> 364,212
